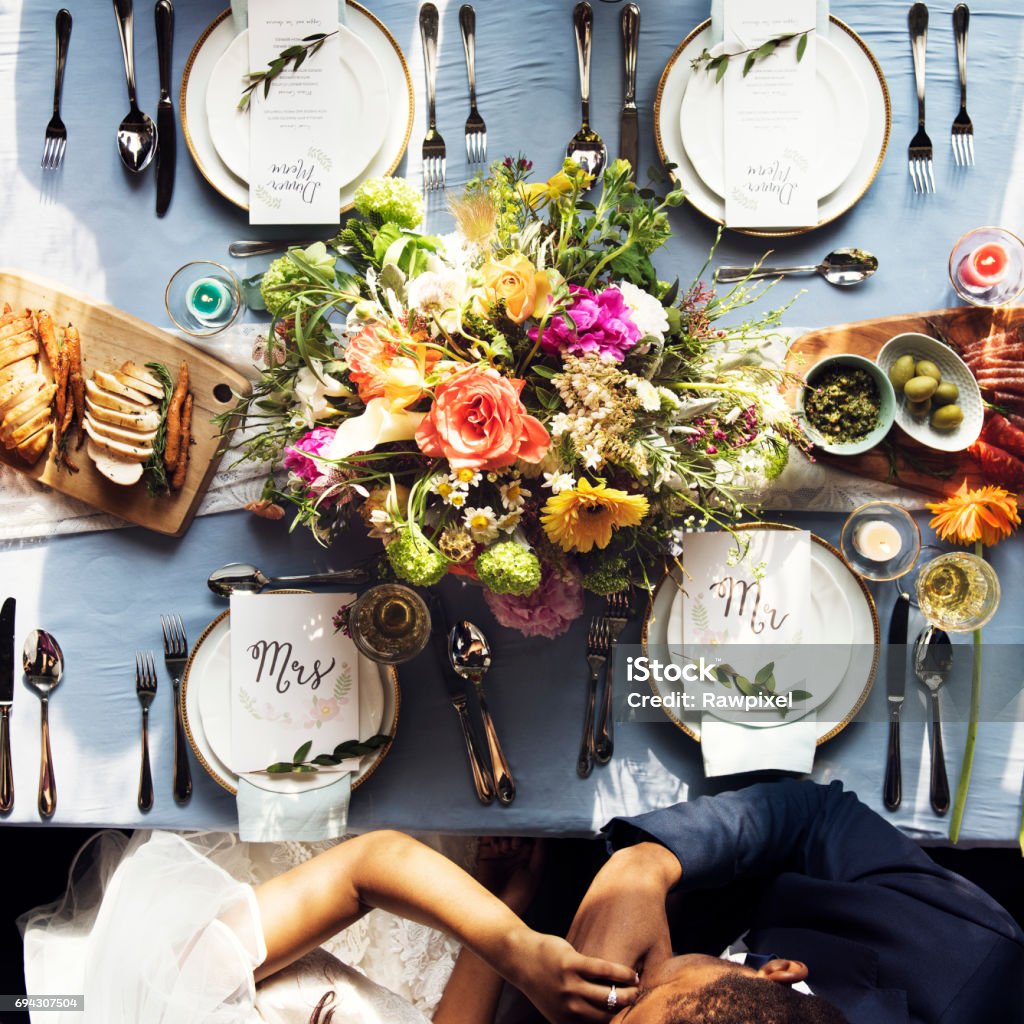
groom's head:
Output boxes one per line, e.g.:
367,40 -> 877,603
611,954 -> 848,1023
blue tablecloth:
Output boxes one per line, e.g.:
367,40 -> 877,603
1,0 -> 1023,841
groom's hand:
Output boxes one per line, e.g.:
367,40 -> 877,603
566,842 -> 681,974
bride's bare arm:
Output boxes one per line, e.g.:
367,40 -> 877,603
254,830 -> 637,1024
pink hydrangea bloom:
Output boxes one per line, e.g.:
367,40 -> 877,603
528,285 -> 641,362
283,427 -> 350,509
484,564 -> 584,638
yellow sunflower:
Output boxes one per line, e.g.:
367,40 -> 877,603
926,482 -> 1020,547
541,479 -> 649,553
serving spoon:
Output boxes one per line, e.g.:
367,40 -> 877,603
207,561 -> 370,597
112,0 -> 157,172
450,620 -> 516,805
715,248 -> 879,287
23,630 -> 64,819
565,3 -> 606,181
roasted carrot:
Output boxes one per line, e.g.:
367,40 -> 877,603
53,348 -> 69,449
35,310 -> 61,372
171,392 -> 193,490
64,325 -> 86,448
164,360 -> 189,469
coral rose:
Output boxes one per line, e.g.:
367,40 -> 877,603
416,366 -> 550,471
479,254 -> 555,324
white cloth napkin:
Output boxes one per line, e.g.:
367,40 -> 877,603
236,773 -> 352,842
231,0 -> 348,34
709,0 -> 830,44
700,715 -> 817,776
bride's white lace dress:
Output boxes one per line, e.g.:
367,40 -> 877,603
19,830 -> 474,1024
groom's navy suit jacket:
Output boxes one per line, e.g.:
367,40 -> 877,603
605,780 -> 1024,1024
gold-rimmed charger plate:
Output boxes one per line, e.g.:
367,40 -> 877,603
640,523 -> 879,744
654,17 -> 891,237
181,593 -> 400,795
180,4 -> 414,214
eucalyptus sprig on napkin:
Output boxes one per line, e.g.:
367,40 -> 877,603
712,662 -> 813,718
238,31 -> 339,110
265,734 -> 391,774
692,28 -> 813,82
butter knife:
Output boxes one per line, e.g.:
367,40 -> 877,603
0,598 -> 14,812
619,3 -> 640,172
883,593 -> 910,810
428,596 -> 495,804
154,0 -> 175,216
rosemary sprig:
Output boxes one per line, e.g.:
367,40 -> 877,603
692,28 -> 814,83
143,361 -> 174,497
238,31 -> 339,111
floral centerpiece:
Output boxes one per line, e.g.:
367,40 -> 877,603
225,159 -> 803,637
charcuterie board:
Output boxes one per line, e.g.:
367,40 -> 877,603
786,306 -> 1024,499
0,268 -> 251,536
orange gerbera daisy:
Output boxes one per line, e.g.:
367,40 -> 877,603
541,479 -> 649,553
926,482 -> 1021,547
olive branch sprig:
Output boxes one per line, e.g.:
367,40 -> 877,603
238,31 -> 339,111
691,28 -> 814,83
263,734 -> 392,774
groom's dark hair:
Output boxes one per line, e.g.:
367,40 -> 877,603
660,974 -> 848,1023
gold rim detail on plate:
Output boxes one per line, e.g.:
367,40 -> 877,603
654,17 -> 891,238
180,593 -> 401,796
180,4 -> 414,214
639,522 -> 879,745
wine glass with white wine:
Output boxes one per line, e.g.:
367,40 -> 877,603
915,551 -> 1000,632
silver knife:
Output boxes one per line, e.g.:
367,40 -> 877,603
0,598 -> 15,813
883,593 -> 910,810
154,0 -> 175,217
619,3 -> 640,172
429,597 -> 495,804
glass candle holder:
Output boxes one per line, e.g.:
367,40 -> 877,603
915,551 -> 1000,632
840,502 -> 922,582
165,260 -> 242,336
348,584 -> 431,665
949,227 -> 1024,307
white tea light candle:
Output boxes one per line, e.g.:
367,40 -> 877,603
854,519 -> 903,562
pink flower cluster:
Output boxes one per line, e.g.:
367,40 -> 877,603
483,564 -> 584,639
530,285 -> 641,362
685,406 -> 760,456
283,427 -> 349,509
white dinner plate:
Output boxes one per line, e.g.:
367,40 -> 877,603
656,17 -> 890,237
182,602 -> 398,795
642,528 -> 879,744
205,25 -> 389,188
679,36 -> 868,202
665,548 -> 853,725
181,3 -> 414,214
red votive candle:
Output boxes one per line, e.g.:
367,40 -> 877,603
958,242 -> 1010,288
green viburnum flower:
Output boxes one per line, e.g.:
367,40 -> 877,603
581,556 -> 631,596
353,177 -> 424,229
762,439 -> 789,481
386,531 -> 448,587
475,542 -> 542,596
260,242 -> 336,316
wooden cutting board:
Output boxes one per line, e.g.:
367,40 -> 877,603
0,268 -> 252,536
786,306 -> 1024,500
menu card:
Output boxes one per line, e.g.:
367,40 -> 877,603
229,592 -> 360,773
722,0 -> 817,229
247,0 -> 343,225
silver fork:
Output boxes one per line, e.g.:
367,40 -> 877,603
908,3 -> 935,194
41,9 -> 72,171
160,614 -> 193,804
459,5 -> 487,164
576,618 -> 609,778
135,651 -> 157,812
951,5 -> 974,167
594,589 -> 632,765
419,3 -> 446,191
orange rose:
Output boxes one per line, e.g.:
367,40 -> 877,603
479,254 -> 555,324
416,367 -> 550,471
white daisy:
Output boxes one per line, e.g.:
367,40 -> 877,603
500,479 -> 531,510
463,506 -> 499,543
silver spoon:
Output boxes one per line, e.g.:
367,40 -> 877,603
566,2 -> 606,181
112,0 -> 157,172
913,625 -> 952,815
715,248 -> 879,287
23,630 -> 64,819
207,562 -> 371,598
449,620 -> 515,805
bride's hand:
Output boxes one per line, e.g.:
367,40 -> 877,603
509,931 -> 638,1024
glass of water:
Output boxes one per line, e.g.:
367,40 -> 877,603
165,260 -> 242,337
